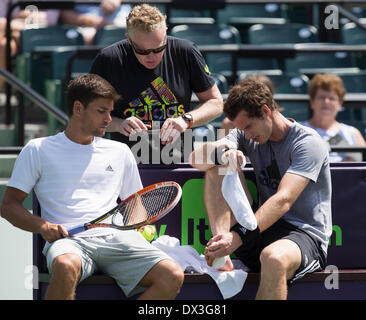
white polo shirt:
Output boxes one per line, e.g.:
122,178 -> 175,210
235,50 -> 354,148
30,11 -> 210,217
8,132 -> 143,236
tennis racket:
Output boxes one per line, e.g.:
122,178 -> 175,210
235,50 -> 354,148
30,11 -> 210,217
68,181 -> 182,236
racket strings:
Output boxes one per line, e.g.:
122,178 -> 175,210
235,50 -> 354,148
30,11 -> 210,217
117,186 -> 179,226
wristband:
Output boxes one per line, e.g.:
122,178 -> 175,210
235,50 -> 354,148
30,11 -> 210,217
230,223 -> 247,244
230,223 -> 260,245
211,146 -> 232,165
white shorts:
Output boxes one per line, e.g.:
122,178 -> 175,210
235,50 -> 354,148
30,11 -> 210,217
42,230 -> 171,297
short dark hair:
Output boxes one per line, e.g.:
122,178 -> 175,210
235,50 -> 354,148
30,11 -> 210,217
66,74 -> 120,116
242,74 -> 275,95
224,78 -> 279,121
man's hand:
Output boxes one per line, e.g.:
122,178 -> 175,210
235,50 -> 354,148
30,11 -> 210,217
39,222 -> 69,243
221,148 -> 246,170
118,117 -> 151,136
204,232 -> 243,270
100,0 -> 121,16
160,117 -> 188,145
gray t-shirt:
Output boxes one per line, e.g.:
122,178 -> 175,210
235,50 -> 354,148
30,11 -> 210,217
225,121 -> 332,254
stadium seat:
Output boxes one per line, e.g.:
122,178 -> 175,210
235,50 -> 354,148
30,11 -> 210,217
283,4 -> 313,24
248,23 -> 319,44
43,47 -> 100,135
241,73 -> 309,94
341,21 -> 366,69
338,71 -> 366,93
216,3 -> 286,43
19,25 -> 84,53
238,72 -> 310,94
336,72 -> 366,123
270,73 -> 309,94
166,7 -> 215,28
170,23 -> 241,77
237,72 -> 310,122
170,23 -> 281,80
212,73 -> 229,94
284,43 -> 357,75
93,25 -> 126,46
348,6 -> 366,18
342,21 -> 366,44
219,57 -> 281,80
216,3 -> 283,24
15,26 -> 84,96
230,17 -> 287,44
170,23 -> 240,46
169,8 -> 212,18
168,17 -> 215,29
280,101 -> 310,122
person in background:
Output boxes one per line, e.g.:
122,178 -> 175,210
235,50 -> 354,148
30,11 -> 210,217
59,0 -> 131,45
301,73 -> 366,162
0,0 -> 59,89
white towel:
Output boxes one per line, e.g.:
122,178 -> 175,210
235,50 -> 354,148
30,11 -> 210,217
152,235 -> 248,299
221,167 -> 257,231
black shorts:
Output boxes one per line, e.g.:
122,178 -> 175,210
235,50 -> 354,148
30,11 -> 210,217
233,219 -> 327,284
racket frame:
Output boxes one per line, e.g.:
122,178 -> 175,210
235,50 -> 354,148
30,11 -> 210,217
68,181 -> 182,235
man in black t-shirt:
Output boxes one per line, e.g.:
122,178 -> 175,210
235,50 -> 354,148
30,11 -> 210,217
90,4 -> 223,164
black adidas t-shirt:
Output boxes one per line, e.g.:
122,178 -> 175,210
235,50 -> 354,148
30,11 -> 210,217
90,36 -> 215,146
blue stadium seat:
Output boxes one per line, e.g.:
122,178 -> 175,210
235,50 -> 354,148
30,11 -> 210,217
248,23 -> 318,44
284,43 -> 358,75
281,101 -> 309,122
16,26 -> 84,96
238,72 -> 309,94
19,25 -> 84,53
336,72 -> 366,123
216,3 -> 286,43
338,71 -> 366,93
341,21 -> 366,69
212,73 -> 229,94
170,23 -> 241,77
93,25 -> 126,46
216,3 -> 284,24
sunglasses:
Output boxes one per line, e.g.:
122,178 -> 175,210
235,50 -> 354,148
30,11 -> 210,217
130,37 -> 167,56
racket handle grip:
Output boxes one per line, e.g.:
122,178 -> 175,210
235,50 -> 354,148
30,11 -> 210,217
67,226 -> 85,236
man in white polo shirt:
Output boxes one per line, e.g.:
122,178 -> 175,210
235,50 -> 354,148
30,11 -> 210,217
1,74 -> 183,300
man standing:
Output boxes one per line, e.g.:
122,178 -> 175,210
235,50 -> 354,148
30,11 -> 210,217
90,4 -> 223,163
189,78 -> 332,299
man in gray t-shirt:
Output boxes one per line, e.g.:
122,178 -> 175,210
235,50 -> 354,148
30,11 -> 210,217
189,79 -> 332,300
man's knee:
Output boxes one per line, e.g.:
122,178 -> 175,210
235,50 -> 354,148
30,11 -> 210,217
259,241 -> 301,278
151,259 -> 184,293
51,254 -> 82,283
260,246 -> 290,274
161,260 -> 184,289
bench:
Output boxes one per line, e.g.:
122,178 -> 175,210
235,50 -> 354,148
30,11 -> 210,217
35,269 -> 366,300
32,163 -> 366,300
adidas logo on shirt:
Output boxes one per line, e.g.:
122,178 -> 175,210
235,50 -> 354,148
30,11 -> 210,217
105,165 -> 114,172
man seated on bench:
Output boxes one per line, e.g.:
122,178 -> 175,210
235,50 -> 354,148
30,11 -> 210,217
0,74 -> 184,300
189,78 -> 333,300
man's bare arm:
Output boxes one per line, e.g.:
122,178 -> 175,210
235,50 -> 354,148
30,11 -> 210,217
1,187 -> 68,242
